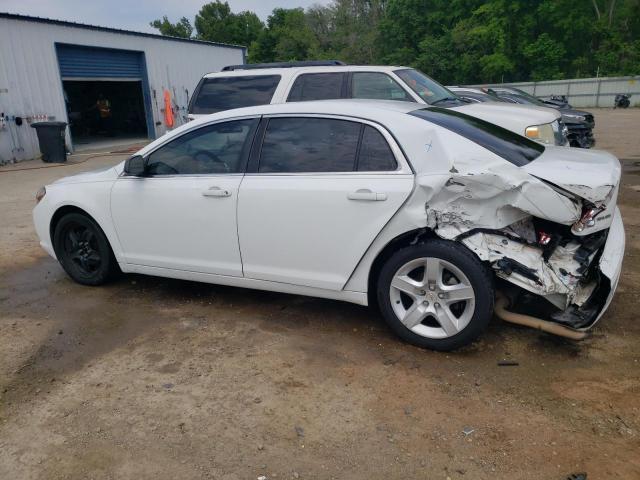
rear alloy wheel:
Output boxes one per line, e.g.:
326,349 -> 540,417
377,240 -> 494,351
53,213 -> 119,285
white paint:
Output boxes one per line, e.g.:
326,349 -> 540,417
0,15 -> 244,164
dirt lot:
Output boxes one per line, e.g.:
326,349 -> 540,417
1,109 -> 639,480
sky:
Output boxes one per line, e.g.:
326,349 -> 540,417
1,0 -> 331,33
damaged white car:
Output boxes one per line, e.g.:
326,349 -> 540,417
32,100 -> 625,350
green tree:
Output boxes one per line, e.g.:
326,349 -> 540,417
523,33 -> 566,80
195,1 -> 264,46
152,0 -> 640,81
248,8 -> 319,62
149,16 -> 193,38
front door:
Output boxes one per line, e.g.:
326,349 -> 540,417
237,116 -> 414,290
111,118 -> 258,276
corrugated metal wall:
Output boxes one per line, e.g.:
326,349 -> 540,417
0,16 -> 245,164
487,76 -> 640,109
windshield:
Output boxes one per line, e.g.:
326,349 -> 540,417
484,89 -> 506,101
504,89 -> 548,107
395,69 -> 462,105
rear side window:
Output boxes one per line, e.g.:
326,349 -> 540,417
409,107 -> 544,166
287,73 -> 346,102
358,126 -> 397,171
190,75 -> 280,114
351,72 -> 411,101
258,117 -> 360,172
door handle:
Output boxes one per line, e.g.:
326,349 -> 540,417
347,189 -> 387,201
202,186 -> 231,197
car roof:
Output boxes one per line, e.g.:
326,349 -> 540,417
200,65 -> 411,78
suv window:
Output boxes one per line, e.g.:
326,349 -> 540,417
409,107 -> 544,166
190,75 -> 280,114
358,126 -> 397,171
146,119 -> 258,175
351,72 -> 411,101
287,73 -> 346,102
259,117 -> 360,173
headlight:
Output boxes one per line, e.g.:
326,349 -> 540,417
35,186 -> 46,203
525,122 -> 555,145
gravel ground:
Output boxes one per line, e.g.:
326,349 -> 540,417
1,109 -> 639,480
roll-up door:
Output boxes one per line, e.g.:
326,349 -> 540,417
56,44 -> 144,80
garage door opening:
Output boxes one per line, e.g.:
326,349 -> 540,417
64,80 -> 148,149
56,43 -> 154,152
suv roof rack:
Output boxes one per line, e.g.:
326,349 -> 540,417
222,60 -> 346,71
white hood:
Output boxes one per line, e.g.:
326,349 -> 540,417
452,102 -> 561,134
51,166 -> 119,185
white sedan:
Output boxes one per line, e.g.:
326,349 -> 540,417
33,100 -> 624,350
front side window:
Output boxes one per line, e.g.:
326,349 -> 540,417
146,119 -> 257,175
351,72 -> 411,101
287,73 -> 346,102
409,107 -> 544,166
190,75 -> 280,114
258,117 -> 360,173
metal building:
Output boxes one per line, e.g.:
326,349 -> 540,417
0,13 -> 246,164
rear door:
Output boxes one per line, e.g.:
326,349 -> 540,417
237,115 -> 414,290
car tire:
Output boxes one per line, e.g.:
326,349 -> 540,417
53,212 -> 120,286
377,239 -> 494,351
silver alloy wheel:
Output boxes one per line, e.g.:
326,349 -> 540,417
389,257 -> 476,339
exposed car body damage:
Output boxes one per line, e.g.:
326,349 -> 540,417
409,132 -> 623,333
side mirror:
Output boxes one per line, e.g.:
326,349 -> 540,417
124,155 -> 147,177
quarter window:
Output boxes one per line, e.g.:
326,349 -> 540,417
287,73 -> 346,102
357,126 -> 398,171
146,119 -> 257,175
351,73 -> 411,101
189,75 -> 280,114
259,118 -> 360,173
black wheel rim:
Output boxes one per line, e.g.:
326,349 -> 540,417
63,224 -> 102,275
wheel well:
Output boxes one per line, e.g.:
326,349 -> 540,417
49,206 -> 96,245
367,227 -> 437,308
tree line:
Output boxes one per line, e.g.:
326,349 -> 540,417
151,0 -> 640,84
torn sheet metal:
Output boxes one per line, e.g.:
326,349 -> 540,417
461,231 -> 596,309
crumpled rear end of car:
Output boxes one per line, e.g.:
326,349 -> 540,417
419,140 -> 624,336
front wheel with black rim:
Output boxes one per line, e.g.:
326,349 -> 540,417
377,239 -> 494,351
53,212 -> 119,286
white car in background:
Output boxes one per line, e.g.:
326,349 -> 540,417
188,62 -> 567,146
33,100 -> 623,350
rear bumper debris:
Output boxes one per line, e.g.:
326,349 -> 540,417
461,207 -> 624,336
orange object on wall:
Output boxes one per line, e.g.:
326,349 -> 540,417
163,90 -> 174,128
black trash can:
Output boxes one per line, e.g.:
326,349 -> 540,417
31,121 -> 67,163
